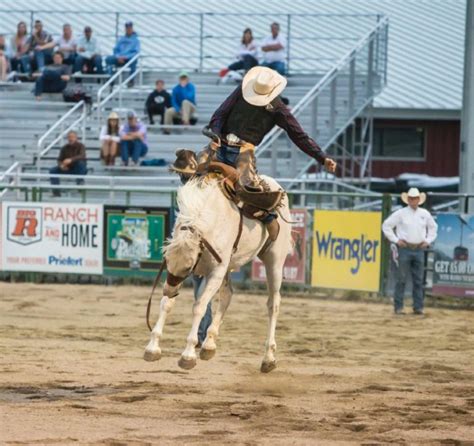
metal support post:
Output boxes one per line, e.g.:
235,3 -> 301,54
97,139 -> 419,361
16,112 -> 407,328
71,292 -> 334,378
199,13 -> 204,72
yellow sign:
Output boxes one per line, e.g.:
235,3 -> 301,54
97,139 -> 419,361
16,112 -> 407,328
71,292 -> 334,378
311,210 -> 382,291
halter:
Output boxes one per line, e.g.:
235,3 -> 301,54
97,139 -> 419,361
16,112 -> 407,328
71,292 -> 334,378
146,210 -> 243,331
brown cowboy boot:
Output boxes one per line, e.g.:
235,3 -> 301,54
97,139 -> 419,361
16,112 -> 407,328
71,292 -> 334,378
235,149 -> 263,192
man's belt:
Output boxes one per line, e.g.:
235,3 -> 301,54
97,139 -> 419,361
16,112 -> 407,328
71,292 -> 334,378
223,134 -> 255,152
404,242 -> 424,250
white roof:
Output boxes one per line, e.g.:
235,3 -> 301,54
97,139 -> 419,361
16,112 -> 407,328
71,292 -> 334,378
0,0 -> 466,110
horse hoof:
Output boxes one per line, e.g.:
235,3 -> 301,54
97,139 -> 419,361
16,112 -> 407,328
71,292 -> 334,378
143,350 -> 161,362
260,360 -> 277,373
178,356 -> 197,370
199,348 -> 216,361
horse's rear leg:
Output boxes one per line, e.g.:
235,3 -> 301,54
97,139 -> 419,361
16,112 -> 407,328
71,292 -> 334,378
200,272 -> 233,360
144,295 -> 176,362
261,252 -> 284,373
179,267 -> 227,370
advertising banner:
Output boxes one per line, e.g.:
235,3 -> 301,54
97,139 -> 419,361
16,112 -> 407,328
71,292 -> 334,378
432,213 -> 474,297
251,209 -> 307,284
0,202 -> 103,274
311,210 -> 382,291
103,206 -> 170,275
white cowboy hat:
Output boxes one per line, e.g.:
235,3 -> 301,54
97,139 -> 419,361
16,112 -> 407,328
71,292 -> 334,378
108,111 -> 120,120
401,187 -> 426,205
242,66 -> 287,106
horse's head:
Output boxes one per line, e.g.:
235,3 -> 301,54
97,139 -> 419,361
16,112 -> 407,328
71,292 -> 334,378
162,225 -> 201,297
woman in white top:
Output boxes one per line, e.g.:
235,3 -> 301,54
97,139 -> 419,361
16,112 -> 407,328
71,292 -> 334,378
100,111 -> 120,165
222,28 -> 258,76
10,22 -> 29,73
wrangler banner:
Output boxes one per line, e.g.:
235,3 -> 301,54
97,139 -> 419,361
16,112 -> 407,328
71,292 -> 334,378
0,202 -> 103,274
251,209 -> 307,284
103,206 -> 170,275
432,213 -> 474,297
311,210 -> 382,291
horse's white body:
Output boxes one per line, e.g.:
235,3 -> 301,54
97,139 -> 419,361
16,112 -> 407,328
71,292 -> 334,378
144,175 -> 292,372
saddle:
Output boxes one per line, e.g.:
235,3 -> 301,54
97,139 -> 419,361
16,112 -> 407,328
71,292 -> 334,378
171,149 -> 284,219
200,161 -> 284,216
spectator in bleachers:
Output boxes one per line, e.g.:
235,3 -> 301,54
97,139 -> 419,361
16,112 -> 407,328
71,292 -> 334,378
119,110 -> 148,166
220,28 -> 258,78
0,35 -> 11,81
100,111 -> 120,166
74,26 -> 103,75
50,130 -> 87,197
145,79 -> 171,125
55,24 -> 77,66
260,22 -> 286,75
106,21 -> 140,80
164,71 -> 197,131
21,20 -> 55,74
10,22 -> 29,73
34,51 -> 71,100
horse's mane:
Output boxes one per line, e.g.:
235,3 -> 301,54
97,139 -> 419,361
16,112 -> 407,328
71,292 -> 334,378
162,177 -> 225,256
175,177 -> 224,233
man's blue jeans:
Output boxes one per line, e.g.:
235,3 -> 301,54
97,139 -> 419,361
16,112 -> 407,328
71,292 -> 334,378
193,275 -> 212,345
50,160 -> 87,185
74,55 -> 104,74
394,247 -> 425,312
120,140 -> 148,165
105,55 -> 137,76
261,60 -> 286,76
34,70 -> 67,96
21,49 -> 53,73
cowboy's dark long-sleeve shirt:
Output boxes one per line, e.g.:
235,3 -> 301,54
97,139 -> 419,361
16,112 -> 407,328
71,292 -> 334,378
209,87 -> 327,165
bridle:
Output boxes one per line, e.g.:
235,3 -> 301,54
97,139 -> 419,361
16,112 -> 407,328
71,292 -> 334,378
146,210 -> 243,331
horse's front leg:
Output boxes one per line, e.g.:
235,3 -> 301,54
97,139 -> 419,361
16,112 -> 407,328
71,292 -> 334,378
200,272 -> 233,360
178,267 -> 227,370
261,258 -> 284,373
143,294 -> 176,361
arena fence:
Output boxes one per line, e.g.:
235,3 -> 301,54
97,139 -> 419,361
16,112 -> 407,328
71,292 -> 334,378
1,180 -> 472,298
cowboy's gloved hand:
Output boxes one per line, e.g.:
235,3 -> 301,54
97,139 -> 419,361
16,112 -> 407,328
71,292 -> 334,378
324,158 -> 337,173
209,141 -> 219,151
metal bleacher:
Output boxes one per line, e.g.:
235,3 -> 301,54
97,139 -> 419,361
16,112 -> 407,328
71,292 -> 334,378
0,10 -> 388,205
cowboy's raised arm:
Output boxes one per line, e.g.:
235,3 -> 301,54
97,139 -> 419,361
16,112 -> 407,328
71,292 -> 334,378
209,86 -> 241,136
274,103 -> 327,165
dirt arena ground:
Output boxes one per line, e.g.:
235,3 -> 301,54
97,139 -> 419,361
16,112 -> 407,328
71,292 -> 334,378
0,283 -> 473,445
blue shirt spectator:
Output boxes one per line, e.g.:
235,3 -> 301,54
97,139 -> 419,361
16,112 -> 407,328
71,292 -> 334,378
106,21 -> 140,78
119,110 -> 148,166
164,71 -> 197,129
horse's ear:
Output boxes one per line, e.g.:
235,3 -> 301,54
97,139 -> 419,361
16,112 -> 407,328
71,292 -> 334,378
175,148 -> 185,157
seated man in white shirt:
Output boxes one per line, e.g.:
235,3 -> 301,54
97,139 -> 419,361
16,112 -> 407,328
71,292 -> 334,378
382,188 -> 438,315
260,22 -> 286,75
55,23 -> 77,66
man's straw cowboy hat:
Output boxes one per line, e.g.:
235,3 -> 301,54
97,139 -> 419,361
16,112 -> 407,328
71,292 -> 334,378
242,66 -> 287,107
401,187 -> 426,205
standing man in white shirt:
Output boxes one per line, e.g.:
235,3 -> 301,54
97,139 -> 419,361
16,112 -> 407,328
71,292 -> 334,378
260,22 -> 286,75
382,188 -> 438,315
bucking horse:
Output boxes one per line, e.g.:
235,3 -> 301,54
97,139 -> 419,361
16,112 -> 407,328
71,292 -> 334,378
143,134 -> 293,373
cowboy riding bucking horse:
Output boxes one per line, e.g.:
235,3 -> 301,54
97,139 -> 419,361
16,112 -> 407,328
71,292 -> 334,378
171,66 -> 337,240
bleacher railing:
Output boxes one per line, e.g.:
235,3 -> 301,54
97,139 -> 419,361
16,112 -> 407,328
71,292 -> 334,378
96,54 -> 142,126
256,16 -> 389,181
1,10 -> 383,74
36,100 -> 87,171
